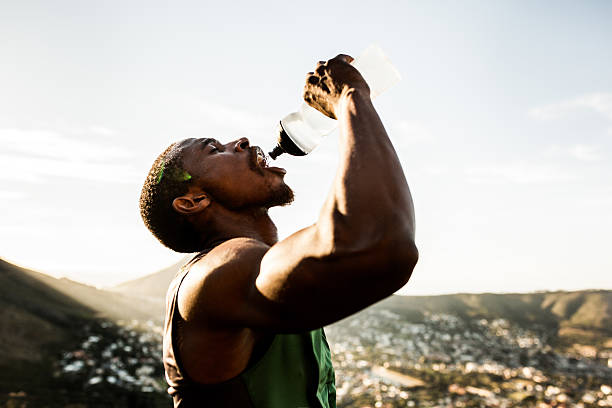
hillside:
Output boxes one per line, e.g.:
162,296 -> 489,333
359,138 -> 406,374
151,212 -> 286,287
374,290 -> 612,344
0,259 -> 163,363
2,257 -> 610,407
0,259 -> 170,406
0,260 -> 93,363
110,259 -> 612,344
110,257 -> 188,300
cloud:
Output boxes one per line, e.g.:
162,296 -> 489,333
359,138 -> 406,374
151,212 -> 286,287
465,161 -> 578,184
0,191 -> 26,200
199,101 -> 276,145
567,144 -> 603,162
0,128 -> 131,161
0,128 -> 141,184
529,93 -> 612,121
423,165 -> 448,176
88,126 -> 118,137
544,144 -> 604,162
0,153 -> 142,184
391,120 -> 433,145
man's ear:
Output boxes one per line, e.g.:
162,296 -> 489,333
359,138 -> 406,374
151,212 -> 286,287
172,193 -> 211,215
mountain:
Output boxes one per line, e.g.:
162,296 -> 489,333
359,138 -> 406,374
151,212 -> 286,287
0,259 -> 92,364
111,260 -> 612,345
369,290 -> 612,346
2,257 -> 610,407
0,258 -> 172,406
377,290 -> 612,330
110,257 -> 188,300
0,259 -> 163,363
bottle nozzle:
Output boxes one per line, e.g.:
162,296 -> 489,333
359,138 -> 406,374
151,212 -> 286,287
269,122 -> 307,159
269,145 -> 285,160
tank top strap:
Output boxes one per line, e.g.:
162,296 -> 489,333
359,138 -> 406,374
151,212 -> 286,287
162,245 -> 336,407
163,247 -> 258,407
164,248 -> 218,390
163,265 -> 192,395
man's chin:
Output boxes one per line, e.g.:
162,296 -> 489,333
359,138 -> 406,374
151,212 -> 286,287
266,184 -> 294,208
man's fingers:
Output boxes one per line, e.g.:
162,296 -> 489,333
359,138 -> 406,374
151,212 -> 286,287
320,79 -> 331,94
306,73 -> 319,85
303,52 -> 359,120
331,54 -> 354,64
314,54 -> 353,75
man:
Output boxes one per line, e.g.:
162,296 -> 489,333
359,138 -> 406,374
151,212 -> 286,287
140,54 -> 418,407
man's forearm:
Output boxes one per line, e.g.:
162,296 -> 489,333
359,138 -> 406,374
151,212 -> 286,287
316,88 -> 416,255
253,58 -> 417,329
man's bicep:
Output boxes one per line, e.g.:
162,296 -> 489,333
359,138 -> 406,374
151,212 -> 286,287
255,225 -> 325,306
178,230 -> 328,331
179,229 -> 402,332
255,223 -> 416,331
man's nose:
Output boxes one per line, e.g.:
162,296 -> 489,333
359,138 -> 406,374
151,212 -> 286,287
233,137 -> 250,152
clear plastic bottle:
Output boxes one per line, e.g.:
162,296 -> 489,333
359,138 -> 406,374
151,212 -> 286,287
269,45 -> 402,159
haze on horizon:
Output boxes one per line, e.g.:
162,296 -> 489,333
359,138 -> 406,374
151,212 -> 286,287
1,1 -> 611,295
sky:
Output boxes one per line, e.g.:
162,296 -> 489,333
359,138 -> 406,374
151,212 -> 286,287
1,0 -> 611,295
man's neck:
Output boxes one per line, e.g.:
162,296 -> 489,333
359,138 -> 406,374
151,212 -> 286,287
201,207 -> 279,249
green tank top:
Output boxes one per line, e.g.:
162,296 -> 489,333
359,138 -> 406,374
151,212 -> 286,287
163,266 -> 336,408
239,329 -> 336,408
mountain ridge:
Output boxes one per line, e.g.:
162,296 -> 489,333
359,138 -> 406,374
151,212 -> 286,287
110,257 -> 188,300
110,256 -> 610,299
3,257 -> 610,363
1,257 -> 609,407
108,258 -> 612,345
0,258 -> 165,364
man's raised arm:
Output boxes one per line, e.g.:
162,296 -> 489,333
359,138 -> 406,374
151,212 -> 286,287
251,54 -> 418,329
180,54 -> 417,332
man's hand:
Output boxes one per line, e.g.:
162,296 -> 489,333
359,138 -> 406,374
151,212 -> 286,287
303,54 -> 371,120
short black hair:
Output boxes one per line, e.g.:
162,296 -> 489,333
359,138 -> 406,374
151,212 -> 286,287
139,143 -> 203,253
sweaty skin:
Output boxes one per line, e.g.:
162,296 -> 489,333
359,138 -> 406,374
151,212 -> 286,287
171,54 -> 418,384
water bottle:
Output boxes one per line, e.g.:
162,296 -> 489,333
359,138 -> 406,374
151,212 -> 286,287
269,45 -> 402,159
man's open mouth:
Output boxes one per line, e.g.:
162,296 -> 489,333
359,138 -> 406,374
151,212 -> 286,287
251,145 -> 286,175
254,146 -> 268,168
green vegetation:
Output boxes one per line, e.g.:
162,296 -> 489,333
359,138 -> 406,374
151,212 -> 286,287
1,258 -> 610,407
373,290 -> 612,346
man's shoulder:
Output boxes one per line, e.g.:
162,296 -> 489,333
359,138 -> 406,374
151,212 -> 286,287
192,237 -> 270,273
177,237 -> 270,323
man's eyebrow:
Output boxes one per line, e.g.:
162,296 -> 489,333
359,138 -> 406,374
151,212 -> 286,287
200,138 -> 219,149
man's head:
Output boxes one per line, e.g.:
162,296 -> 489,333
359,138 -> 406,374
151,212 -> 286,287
139,137 -> 293,252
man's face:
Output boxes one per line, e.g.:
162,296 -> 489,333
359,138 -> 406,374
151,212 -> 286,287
179,137 -> 293,210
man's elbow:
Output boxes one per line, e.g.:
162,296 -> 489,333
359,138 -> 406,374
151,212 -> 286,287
400,240 -> 419,269
388,237 -> 418,288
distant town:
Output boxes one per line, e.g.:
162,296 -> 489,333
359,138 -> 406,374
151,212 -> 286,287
3,258 -> 609,408
45,308 -> 612,408
326,309 -> 612,407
